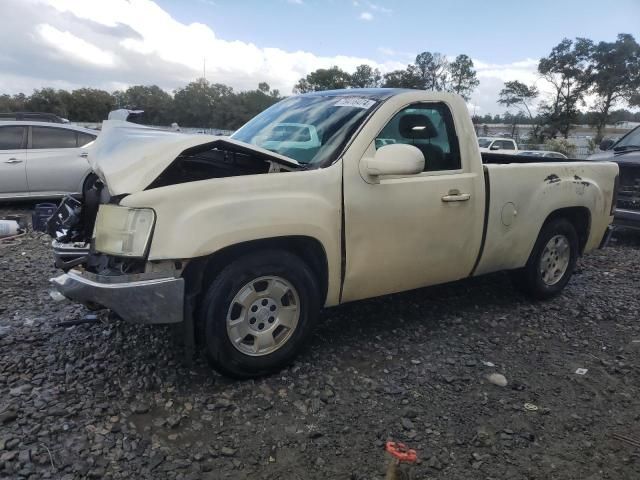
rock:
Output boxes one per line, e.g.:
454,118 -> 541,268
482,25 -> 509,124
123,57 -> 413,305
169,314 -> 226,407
1,450 -> 18,462
132,402 -> 150,414
401,418 -> 415,430
0,410 -> 17,425
166,414 -> 181,429
221,447 -> 236,457
487,373 -> 508,387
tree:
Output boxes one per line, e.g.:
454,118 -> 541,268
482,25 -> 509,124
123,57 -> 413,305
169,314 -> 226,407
446,54 -> 479,100
414,51 -> 448,90
498,80 -> 540,138
173,78 -> 233,127
382,65 -> 423,89
586,33 -> 640,141
25,88 -> 70,118
538,38 -> 592,138
350,64 -> 382,88
293,66 -> 352,93
67,88 -> 115,122
221,84 -> 282,129
118,85 -> 173,125
0,93 -> 27,112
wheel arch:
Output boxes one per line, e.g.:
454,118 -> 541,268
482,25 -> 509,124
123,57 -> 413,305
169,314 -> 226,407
182,235 -> 329,309
541,206 -> 591,254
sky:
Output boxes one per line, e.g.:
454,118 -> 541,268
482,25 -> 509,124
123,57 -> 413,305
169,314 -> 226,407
0,0 -> 638,116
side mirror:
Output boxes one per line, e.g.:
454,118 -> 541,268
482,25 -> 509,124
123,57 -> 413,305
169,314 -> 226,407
490,144 -> 500,151
365,144 -> 425,177
599,138 -> 614,151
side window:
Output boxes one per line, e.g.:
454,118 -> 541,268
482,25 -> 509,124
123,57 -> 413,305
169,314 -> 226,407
0,126 -> 25,150
500,140 -> 515,150
31,127 -> 78,149
375,102 -> 461,172
77,132 -> 97,147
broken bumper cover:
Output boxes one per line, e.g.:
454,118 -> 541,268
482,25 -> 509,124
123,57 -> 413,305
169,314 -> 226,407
50,270 -> 184,324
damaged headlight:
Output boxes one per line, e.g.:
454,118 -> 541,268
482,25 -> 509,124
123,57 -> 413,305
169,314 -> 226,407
94,205 -> 155,257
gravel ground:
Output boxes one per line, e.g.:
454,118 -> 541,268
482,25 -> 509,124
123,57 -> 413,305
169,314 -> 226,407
1,203 -> 640,480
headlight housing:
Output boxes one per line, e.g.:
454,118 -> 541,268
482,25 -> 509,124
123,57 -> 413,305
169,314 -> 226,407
94,205 -> 155,257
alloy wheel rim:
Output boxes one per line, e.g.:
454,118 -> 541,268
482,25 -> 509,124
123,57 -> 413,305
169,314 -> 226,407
539,234 -> 571,286
226,276 -> 300,356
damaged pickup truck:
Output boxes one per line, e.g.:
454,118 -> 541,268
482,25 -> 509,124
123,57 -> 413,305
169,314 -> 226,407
49,89 -> 618,378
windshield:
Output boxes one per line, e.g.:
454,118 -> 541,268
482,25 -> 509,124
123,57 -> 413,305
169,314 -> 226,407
614,126 -> 640,150
231,95 -> 379,165
478,138 -> 492,148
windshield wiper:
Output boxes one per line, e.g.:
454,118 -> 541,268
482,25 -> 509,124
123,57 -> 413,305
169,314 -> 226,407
614,145 -> 640,152
614,146 -> 640,155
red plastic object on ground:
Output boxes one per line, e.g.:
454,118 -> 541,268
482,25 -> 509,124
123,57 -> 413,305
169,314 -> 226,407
385,441 -> 417,463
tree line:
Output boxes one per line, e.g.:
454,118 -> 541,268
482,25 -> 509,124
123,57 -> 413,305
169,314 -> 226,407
294,53 -> 479,101
0,33 -> 637,137
0,80 -> 282,129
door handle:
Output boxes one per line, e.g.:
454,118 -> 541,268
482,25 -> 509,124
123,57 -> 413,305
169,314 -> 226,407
4,158 -> 23,164
79,152 -> 88,158
441,191 -> 471,202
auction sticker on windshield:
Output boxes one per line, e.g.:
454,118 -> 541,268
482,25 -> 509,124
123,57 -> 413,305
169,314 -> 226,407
334,97 -> 376,109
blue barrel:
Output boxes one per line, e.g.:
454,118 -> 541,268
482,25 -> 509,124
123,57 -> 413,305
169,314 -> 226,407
32,203 -> 58,232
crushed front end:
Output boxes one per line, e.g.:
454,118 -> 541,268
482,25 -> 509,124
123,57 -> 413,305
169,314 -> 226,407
48,178 -> 185,325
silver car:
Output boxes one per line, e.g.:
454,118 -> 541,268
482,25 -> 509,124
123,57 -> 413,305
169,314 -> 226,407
0,121 -> 98,200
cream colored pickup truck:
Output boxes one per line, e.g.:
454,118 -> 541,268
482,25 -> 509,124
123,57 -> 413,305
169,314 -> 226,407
49,89 -> 618,378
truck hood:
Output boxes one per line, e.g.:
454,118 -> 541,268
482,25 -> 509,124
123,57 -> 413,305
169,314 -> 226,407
89,120 -> 301,196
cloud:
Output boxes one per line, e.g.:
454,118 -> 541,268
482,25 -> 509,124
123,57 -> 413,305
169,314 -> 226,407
287,0 -> 303,4
37,24 -> 116,67
0,0 -> 543,114
366,2 -> 391,14
359,12 -> 374,21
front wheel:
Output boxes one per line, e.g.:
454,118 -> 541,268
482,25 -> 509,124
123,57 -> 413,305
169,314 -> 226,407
200,250 -> 321,378
510,218 -> 579,299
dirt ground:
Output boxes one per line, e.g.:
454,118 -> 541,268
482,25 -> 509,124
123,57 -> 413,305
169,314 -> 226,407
1,203 -> 639,480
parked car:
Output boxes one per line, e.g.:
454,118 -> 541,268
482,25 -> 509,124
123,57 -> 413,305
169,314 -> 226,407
0,112 -> 67,123
478,136 -> 519,154
588,125 -> 640,231
517,150 -> 568,159
49,89 -> 618,378
0,121 -> 98,200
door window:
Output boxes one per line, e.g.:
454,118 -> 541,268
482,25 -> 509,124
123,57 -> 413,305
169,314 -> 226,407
31,127 -> 78,149
77,132 -> 97,147
375,103 -> 461,171
496,140 -> 515,150
0,126 -> 26,150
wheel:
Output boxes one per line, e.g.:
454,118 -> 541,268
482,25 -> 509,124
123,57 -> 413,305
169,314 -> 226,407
510,218 -> 579,300
200,249 -> 321,378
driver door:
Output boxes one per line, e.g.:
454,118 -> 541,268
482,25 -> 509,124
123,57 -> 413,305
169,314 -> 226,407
342,102 -> 485,302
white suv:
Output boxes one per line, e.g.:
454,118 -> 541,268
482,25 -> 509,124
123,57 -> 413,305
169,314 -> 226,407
0,121 -> 98,200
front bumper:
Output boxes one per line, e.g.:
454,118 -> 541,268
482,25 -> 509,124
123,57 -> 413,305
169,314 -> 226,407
50,269 -> 184,324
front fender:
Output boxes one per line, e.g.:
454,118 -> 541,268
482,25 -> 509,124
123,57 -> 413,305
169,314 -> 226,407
120,162 -> 343,304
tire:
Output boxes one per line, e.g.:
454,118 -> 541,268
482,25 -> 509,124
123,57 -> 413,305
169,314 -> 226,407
200,249 -> 321,378
510,218 -> 579,300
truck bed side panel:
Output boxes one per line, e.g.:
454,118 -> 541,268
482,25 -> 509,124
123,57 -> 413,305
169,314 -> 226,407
474,162 -> 617,276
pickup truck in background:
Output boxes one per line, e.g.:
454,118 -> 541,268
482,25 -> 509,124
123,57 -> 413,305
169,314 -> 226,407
478,136 -> 519,154
588,125 -> 640,231
48,89 -> 618,378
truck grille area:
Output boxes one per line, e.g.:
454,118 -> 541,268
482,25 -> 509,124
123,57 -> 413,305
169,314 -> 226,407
617,165 -> 640,211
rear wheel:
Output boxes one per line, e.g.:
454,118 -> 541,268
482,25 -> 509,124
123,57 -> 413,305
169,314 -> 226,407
200,250 -> 320,378
510,218 -> 579,299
